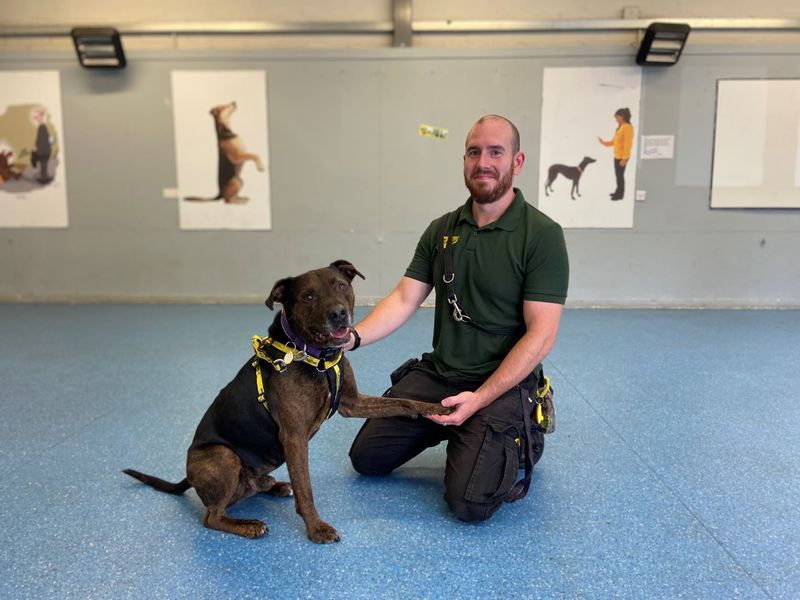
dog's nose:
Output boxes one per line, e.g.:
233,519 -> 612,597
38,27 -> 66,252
329,306 -> 348,324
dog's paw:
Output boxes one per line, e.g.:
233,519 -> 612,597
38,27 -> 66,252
239,519 -> 269,539
308,521 -> 341,544
269,482 -> 293,497
421,403 -> 454,417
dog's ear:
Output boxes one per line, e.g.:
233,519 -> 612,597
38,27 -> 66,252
266,277 -> 293,310
330,260 -> 365,282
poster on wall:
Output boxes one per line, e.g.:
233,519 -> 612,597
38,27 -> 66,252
711,79 -> 800,209
0,71 -> 69,228
537,67 -> 642,229
171,70 -> 271,230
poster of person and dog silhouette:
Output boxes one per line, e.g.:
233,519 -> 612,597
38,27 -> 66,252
171,71 -> 271,230
538,67 -> 641,229
0,71 -> 68,228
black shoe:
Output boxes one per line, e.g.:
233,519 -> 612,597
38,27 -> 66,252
610,195 -> 623,201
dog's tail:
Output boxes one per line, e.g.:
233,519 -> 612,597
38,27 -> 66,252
123,468 -> 191,495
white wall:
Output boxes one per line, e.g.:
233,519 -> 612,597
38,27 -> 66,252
2,0 -> 800,51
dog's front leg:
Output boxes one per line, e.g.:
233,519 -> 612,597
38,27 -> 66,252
280,434 -> 340,544
339,393 -> 451,419
338,361 -> 451,419
233,151 -> 265,172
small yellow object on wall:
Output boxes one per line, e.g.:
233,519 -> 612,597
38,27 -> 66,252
418,124 -> 449,140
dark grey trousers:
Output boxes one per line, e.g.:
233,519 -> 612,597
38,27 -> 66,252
613,158 -> 626,198
349,357 -> 543,522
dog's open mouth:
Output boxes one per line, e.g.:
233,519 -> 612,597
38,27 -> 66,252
330,326 -> 351,341
310,326 -> 352,346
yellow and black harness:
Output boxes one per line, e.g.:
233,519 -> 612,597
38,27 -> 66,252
251,335 -> 344,420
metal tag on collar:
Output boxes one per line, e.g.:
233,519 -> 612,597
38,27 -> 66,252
283,342 -> 296,365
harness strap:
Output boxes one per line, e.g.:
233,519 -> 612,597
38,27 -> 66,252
251,335 -> 343,419
436,209 -> 524,337
324,365 -> 343,419
506,370 -> 548,503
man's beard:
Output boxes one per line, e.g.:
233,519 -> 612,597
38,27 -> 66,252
464,166 -> 514,205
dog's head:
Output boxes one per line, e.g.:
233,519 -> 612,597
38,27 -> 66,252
580,156 -> 597,167
209,101 -> 237,123
266,260 -> 365,349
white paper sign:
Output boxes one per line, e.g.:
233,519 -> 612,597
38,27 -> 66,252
640,135 -> 674,160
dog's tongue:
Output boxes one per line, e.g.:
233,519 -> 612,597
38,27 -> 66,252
331,327 -> 350,340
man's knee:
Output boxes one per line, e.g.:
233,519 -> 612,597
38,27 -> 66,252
349,447 -> 393,477
446,497 -> 502,523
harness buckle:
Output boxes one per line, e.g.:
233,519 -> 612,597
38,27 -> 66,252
443,273 -> 455,284
273,358 -> 287,373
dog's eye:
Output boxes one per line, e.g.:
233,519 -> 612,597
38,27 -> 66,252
337,281 -> 348,292
302,292 -> 314,302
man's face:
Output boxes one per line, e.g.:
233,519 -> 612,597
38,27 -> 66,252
463,120 -> 523,205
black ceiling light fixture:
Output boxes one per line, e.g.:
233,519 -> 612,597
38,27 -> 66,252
70,27 -> 126,69
636,22 -> 691,66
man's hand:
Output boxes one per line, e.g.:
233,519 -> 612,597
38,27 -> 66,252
620,159 -> 628,167
426,391 -> 485,427
342,330 -> 357,352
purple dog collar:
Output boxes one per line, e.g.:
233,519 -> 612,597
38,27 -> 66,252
280,310 -> 325,358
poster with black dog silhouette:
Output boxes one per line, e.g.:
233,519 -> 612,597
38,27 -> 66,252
171,71 -> 271,230
0,71 -> 69,228
538,67 -> 641,228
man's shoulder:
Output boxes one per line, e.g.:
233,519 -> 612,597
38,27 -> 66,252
424,202 -> 468,235
520,197 -> 563,234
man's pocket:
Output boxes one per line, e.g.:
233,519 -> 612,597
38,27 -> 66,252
464,418 -> 521,503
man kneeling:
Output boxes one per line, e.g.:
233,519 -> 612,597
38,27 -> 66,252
345,115 -> 569,521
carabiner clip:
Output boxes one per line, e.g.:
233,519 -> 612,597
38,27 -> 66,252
452,304 -> 464,322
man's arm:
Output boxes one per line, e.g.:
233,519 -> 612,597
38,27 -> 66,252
345,276 -> 433,350
426,300 -> 563,427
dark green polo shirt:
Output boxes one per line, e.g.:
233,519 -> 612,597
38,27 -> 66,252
405,188 -> 569,379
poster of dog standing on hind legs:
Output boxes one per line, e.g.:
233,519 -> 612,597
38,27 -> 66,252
538,67 -> 641,229
171,71 -> 271,230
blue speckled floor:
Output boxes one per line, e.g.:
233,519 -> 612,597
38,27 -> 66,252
1,305 -> 798,599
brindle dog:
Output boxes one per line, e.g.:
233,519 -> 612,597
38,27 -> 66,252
124,260 -> 449,543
